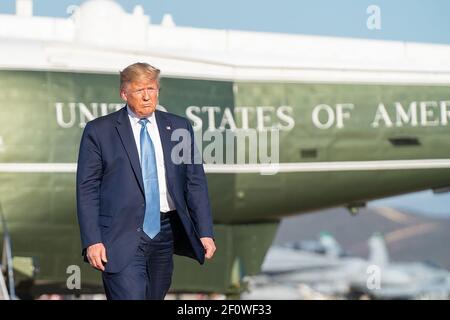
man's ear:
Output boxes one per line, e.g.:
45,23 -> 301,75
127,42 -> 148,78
120,90 -> 127,102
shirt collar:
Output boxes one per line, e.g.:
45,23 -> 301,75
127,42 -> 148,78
126,105 -> 156,125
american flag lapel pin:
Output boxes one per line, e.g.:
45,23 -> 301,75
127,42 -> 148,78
166,126 -> 171,130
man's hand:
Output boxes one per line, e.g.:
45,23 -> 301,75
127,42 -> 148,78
200,237 -> 216,259
86,243 -> 108,271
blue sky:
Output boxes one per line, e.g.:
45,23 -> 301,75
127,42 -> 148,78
369,190 -> 450,218
1,0 -> 450,44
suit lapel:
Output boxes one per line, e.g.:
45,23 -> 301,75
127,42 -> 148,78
155,110 -> 175,178
115,107 -> 145,195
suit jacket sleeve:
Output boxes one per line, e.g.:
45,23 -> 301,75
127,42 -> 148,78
76,121 -> 103,250
184,119 -> 214,239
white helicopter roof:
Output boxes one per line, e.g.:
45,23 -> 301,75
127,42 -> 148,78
1,0 -> 450,84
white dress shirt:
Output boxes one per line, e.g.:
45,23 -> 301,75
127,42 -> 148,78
127,106 -> 176,212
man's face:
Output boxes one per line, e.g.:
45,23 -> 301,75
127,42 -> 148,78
120,78 -> 159,118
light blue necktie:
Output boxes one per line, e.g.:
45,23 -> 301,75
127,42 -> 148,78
139,118 -> 160,239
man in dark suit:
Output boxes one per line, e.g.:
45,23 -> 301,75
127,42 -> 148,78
76,62 -> 216,300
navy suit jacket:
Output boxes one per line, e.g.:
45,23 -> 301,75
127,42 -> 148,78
76,106 -> 214,273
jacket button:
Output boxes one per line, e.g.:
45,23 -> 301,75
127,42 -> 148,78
137,227 -> 141,232
141,203 -> 145,207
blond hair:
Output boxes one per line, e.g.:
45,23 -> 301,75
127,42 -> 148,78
120,62 -> 160,90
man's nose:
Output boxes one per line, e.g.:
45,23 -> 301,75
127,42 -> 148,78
142,90 -> 150,100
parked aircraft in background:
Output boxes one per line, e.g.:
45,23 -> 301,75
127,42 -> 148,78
242,233 -> 450,300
